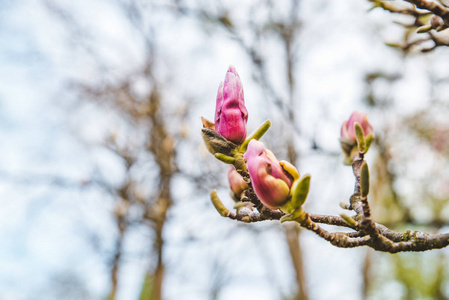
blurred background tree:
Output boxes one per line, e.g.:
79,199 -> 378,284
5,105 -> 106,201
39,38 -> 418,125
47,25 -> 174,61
1,0 -> 449,299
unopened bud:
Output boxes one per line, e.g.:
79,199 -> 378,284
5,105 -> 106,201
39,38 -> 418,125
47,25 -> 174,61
340,112 -> 374,163
431,15 -> 446,31
228,165 -> 249,199
244,140 -> 298,209
215,66 -> 248,144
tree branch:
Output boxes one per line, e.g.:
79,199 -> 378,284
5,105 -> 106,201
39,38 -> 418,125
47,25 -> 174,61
209,148 -> 449,253
404,0 -> 449,23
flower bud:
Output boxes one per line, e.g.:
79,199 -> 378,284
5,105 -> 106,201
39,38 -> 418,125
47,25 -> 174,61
244,140 -> 298,209
215,65 -> 248,144
340,111 -> 374,163
340,111 -> 373,142
431,15 -> 446,31
227,165 -> 248,199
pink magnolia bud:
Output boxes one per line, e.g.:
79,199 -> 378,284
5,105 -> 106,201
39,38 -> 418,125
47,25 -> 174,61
341,111 -> 374,142
227,165 -> 248,198
244,140 -> 297,209
214,65 -> 248,144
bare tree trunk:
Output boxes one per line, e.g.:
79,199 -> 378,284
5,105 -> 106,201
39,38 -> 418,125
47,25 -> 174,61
285,136 -> 308,300
284,223 -> 309,300
145,87 -> 176,300
152,227 -> 165,300
150,196 -> 169,300
282,2 -> 308,297
361,249 -> 373,300
108,223 -> 126,300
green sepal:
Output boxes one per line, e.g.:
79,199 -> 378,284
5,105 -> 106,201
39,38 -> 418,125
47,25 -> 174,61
360,161 -> 370,198
340,213 -> 358,228
385,42 -> 403,49
339,202 -> 350,210
368,0 -> 383,10
364,134 -> 374,153
291,174 -> 311,208
214,153 -> 236,164
282,174 -> 311,214
239,120 -> 271,153
280,208 -> 306,223
354,122 -> 366,152
210,190 -> 229,217
417,24 -> 432,33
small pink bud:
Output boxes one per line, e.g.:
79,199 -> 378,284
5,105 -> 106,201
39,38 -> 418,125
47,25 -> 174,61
244,140 -> 297,209
227,166 -> 248,198
214,65 -> 248,144
341,111 -> 373,142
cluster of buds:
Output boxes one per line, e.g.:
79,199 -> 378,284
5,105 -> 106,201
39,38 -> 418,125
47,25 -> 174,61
202,66 -> 311,219
202,66 -> 375,220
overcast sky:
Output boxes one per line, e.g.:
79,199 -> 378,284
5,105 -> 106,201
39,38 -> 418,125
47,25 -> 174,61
1,1 -> 449,300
